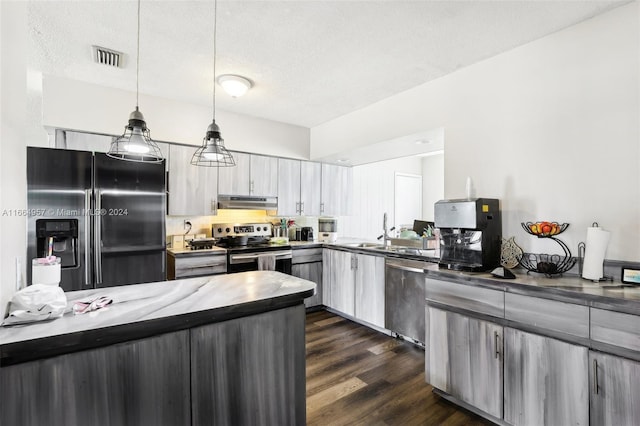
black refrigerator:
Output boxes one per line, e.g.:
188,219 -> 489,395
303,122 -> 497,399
27,147 -> 166,291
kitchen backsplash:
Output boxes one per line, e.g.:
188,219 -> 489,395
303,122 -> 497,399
166,211 -> 320,242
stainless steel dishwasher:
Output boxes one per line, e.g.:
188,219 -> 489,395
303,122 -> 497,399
385,257 -> 428,346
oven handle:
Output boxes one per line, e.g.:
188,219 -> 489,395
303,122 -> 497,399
229,250 -> 292,264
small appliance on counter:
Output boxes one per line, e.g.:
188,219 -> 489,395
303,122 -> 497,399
434,198 -> 502,272
318,217 -> 338,243
301,227 -> 314,241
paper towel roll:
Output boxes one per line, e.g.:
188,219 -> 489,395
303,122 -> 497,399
582,226 -> 610,281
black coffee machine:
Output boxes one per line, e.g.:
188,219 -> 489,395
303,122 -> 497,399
434,198 -> 502,272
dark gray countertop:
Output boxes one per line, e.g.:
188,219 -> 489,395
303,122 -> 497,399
423,264 -> 640,315
0,271 -> 315,366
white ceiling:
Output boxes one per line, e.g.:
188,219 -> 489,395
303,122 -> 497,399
29,0 -> 628,132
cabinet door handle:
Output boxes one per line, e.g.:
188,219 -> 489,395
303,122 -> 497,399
494,331 -> 500,359
301,201 -> 304,213
250,181 -> 254,194
296,202 -> 300,214
211,199 -> 216,214
320,202 -> 324,213
593,359 -> 599,394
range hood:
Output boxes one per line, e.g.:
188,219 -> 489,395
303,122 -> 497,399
218,194 -> 278,210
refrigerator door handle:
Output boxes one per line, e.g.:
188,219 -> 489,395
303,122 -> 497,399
84,189 -> 92,286
94,189 -> 102,285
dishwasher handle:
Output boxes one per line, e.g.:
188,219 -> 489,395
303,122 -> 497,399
386,260 -> 427,274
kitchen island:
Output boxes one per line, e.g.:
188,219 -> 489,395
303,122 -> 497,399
0,271 -> 315,426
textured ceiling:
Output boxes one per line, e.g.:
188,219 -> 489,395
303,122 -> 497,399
28,0 -> 628,129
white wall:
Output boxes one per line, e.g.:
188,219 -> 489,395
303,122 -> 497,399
42,76 -> 310,159
0,1 -> 28,314
312,3 -> 640,261
341,156 -> 423,240
422,153 -> 445,220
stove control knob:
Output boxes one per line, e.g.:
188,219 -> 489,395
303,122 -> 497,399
217,227 -> 223,233
225,227 -> 231,233
257,226 -> 262,231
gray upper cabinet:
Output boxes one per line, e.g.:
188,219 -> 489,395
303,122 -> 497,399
218,152 -> 251,195
503,327 -> 589,426
168,144 -> 217,216
250,154 -> 278,196
590,350 -> 640,426
277,158 -> 301,215
426,306 -> 503,419
300,161 -> 321,216
321,164 -> 353,216
277,159 -> 322,216
354,253 -> 385,328
218,152 -> 277,197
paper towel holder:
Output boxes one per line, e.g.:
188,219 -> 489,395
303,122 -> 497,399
577,223 -> 613,282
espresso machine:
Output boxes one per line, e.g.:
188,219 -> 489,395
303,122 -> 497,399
434,198 -> 502,271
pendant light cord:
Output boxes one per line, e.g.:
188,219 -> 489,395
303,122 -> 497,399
212,0 -> 217,121
136,0 -> 141,110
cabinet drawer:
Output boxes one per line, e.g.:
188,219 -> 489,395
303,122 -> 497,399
505,293 -> 589,338
425,278 -> 504,318
591,308 -> 640,352
175,255 -> 227,278
292,248 -> 323,264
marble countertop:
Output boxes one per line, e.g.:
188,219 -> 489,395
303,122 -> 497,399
423,264 -> 640,315
0,271 -> 315,365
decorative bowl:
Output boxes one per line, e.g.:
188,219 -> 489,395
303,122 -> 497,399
521,222 -> 568,237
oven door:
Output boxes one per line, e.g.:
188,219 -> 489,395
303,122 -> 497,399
228,250 -> 292,274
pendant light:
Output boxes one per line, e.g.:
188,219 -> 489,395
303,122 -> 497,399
191,0 -> 235,167
107,0 -> 163,163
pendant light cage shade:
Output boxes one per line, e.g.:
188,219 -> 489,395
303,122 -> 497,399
107,108 -> 163,163
191,121 -> 236,167
107,0 -> 163,163
192,0 -> 235,167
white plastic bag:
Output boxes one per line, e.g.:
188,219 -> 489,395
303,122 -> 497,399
2,284 -> 67,326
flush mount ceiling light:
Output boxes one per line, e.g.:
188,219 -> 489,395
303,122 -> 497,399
107,0 -> 163,163
191,0 -> 235,167
217,74 -> 253,98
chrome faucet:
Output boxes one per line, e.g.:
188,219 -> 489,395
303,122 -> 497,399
377,212 -> 395,247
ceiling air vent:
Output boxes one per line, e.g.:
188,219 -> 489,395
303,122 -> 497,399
92,45 -> 123,68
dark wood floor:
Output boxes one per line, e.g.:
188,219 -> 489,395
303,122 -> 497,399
305,309 -> 493,426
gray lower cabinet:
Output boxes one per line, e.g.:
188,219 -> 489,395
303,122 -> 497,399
0,331 -> 191,426
168,143 -> 217,215
323,249 -> 384,326
323,249 -> 355,316
190,305 -> 306,426
426,306 -> 503,419
590,351 -> 640,426
167,252 -> 227,279
503,327 -> 589,426
354,253 -> 385,328
293,262 -> 323,307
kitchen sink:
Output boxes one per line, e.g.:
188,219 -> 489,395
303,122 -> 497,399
342,242 -> 385,249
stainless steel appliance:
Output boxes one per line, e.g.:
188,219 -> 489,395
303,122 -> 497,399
385,258 -> 429,345
217,195 -> 278,210
300,227 -> 314,241
318,217 -> 338,243
27,147 -> 166,291
35,219 -> 79,270
434,198 -> 502,272
213,222 -> 292,274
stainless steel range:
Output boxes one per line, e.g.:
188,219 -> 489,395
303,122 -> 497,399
212,223 -> 292,274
